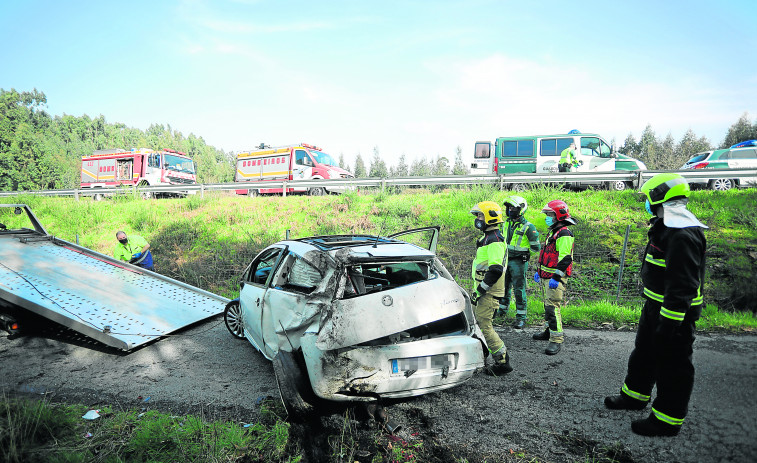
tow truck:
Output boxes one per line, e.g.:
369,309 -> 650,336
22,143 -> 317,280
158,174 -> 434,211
0,204 -> 227,350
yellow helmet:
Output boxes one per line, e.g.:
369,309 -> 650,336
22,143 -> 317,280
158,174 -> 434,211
470,201 -> 504,226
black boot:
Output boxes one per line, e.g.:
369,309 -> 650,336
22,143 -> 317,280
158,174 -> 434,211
631,414 -> 681,437
512,319 -> 526,329
604,394 -> 648,411
485,352 -> 513,376
545,341 -> 561,355
532,328 -> 549,340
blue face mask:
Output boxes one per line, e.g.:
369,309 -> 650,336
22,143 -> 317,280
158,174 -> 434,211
645,199 -> 654,216
544,216 -> 555,227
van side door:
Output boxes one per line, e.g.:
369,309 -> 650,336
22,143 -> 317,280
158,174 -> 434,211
578,137 -> 615,172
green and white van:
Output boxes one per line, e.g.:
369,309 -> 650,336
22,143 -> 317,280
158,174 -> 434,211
473,131 -> 647,191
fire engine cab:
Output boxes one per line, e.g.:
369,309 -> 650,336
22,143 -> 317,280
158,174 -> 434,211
234,143 -> 353,196
81,148 -> 197,199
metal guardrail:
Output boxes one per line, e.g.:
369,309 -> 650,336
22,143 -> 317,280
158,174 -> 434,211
0,168 -> 755,198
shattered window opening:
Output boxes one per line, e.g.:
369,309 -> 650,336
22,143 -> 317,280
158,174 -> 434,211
274,252 -> 322,295
357,313 -> 469,347
340,261 -> 434,299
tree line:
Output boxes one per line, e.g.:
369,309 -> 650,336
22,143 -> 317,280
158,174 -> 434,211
1,87 -> 755,191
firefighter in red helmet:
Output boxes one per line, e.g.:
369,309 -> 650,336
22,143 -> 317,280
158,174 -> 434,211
533,200 -> 576,355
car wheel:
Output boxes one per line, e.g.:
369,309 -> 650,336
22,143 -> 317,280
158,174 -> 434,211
223,300 -> 245,339
607,180 -> 628,191
709,178 -> 734,191
272,350 -> 315,421
308,187 -> 326,196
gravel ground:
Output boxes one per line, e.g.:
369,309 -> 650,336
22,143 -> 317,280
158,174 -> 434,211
1,317 -> 755,462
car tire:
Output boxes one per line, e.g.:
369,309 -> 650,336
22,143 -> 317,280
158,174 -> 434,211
709,178 -> 734,191
223,300 -> 245,339
606,180 -> 628,191
272,350 -> 315,421
308,187 -> 326,196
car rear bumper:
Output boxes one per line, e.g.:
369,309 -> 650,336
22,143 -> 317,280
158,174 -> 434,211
300,333 -> 485,401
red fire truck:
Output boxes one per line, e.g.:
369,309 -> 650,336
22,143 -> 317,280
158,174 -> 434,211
80,148 -> 197,199
234,143 -> 354,196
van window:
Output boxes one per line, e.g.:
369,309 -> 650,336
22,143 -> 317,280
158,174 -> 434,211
475,142 -> 491,159
540,138 -> 573,156
580,137 -> 601,157
503,140 -> 534,157
295,150 -> 312,166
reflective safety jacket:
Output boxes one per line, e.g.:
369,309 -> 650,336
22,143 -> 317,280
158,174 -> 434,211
559,147 -> 578,166
505,216 -> 540,259
472,229 -> 507,297
640,218 -> 706,324
537,225 -> 574,281
114,234 -> 153,268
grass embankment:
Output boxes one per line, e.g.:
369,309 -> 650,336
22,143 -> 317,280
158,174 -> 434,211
2,186 -> 755,331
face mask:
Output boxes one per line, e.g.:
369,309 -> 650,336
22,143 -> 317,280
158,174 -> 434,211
474,218 -> 486,230
508,209 -> 520,219
544,216 -> 555,227
118,238 -> 128,244
645,199 -> 654,216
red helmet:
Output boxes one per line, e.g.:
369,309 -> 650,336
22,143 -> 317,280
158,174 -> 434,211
541,200 -> 572,222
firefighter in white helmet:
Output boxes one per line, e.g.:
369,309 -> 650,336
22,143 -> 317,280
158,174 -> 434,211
470,201 -> 512,375
499,195 -> 540,329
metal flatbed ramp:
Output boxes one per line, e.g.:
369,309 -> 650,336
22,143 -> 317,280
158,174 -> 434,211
0,206 -> 228,351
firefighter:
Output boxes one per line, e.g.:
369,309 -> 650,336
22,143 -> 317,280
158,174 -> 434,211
114,231 -> 154,271
498,195 -> 540,329
558,143 -> 580,172
605,173 -> 707,437
532,200 -> 576,355
470,201 -> 512,375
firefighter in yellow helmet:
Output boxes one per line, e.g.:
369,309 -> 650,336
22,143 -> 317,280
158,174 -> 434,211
470,201 -> 512,375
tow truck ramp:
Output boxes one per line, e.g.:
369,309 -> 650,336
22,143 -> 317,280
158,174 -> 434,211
0,204 -> 228,351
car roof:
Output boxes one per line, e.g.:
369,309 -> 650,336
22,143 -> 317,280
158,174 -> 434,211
279,234 -> 436,259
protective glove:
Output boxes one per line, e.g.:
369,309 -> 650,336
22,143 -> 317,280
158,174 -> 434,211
533,272 -> 540,283
548,278 -> 559,289
470,291 -> 480,305
132,252 -> 142,260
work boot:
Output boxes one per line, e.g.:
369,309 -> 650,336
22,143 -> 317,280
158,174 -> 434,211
512,319 -> 526,329
485,352 -> 513,376
532,328 -> 550,341
545,341 -> 561,355
631,414 -> 681,437
604,395 -> 648,411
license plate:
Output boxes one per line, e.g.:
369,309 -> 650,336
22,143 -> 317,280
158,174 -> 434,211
392,354 -> 452,374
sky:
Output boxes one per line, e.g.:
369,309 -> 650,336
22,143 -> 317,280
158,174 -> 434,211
2,0 -> 756,168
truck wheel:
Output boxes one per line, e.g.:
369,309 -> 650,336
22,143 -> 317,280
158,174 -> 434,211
223,300 -> 245,339
510,183 -> 528,192
247,189 -> 258,197
709,178 -> 734,191
272,350 -> 315,421
308,187 -> 326,196
93,193 -> 104,201
607,180 -> 628,191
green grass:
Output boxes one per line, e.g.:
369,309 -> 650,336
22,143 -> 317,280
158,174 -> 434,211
0,395 -> 299,463
2,186 -> 756,330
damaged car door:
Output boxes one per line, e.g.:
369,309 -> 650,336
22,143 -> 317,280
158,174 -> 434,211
240,246 -> 286,355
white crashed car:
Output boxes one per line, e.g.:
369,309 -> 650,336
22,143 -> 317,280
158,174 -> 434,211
224,227 -> 486,416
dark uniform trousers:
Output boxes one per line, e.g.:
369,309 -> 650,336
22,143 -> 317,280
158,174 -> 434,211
623,300 -> 700,421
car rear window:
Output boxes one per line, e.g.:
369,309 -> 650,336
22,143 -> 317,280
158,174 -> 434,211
687,153 -> 710,164
340,262 -> 434,298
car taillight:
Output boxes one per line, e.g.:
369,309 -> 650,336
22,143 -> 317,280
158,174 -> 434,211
693,162 -> 709,169
494,157 -> 499,174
